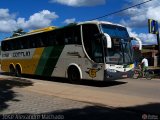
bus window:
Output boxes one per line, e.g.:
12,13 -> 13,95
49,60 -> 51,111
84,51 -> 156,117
1,42 -> 6,51
2,41 -> 9,51
13,39 -> 18,50
28,36 -> 37,48
73,26 -> 81,45
56,30 -> 64,45
93,37 -> 103,63
35,34 -> 45,47
3,41 -> 14,51
82,24 -> 102,62
23,39 -> 29,49
18,40 -> 24,49
63,26 -> 81,45
48,31 -> 57,46
64,28 -> 74,44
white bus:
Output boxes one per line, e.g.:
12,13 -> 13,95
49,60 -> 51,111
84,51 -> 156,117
1,21 -> 141,81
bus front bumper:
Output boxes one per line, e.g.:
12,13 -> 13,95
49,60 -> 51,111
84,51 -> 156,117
104,69 -> 133,81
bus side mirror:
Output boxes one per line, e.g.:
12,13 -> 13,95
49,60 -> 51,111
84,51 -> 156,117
130,36 -> 142,50
103,33 -> 112,48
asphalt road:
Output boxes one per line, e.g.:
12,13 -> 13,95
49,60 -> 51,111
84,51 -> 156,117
94,78 -> 160,99
0,73 -> 160,120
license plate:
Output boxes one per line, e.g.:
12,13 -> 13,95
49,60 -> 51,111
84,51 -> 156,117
122,75 -> 127,78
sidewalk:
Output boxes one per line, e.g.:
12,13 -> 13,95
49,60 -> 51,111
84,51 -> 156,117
18,77 -> 160,114
1,75 -> 160,114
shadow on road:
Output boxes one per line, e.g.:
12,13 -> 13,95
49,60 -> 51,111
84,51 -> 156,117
1,103 -> 160,120
120,102 -> 160,115
44,103 -> 160,120
77,80 -> 127,87
0,77 -> 33,111
1,72 -> 127,87
44,105 -> 140,120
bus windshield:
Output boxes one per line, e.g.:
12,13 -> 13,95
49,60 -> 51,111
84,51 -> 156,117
101,24 -> 129,39
101,24 -> 133,65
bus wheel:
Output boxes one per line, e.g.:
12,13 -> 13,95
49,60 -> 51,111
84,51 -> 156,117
68,66 -> 81,84
15,65 -> 22,77
9,65 -> 16,76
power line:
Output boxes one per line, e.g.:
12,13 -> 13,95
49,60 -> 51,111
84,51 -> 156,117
90,0 -> 155,21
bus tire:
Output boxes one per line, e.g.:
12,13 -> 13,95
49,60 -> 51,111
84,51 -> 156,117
9,64 -> 16,76
15,64 -> 22,77
68,66 -> 80,84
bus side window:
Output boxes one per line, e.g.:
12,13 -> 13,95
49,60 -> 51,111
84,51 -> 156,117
13,40 -> 18,50
64,38 -> 69,44
7,41 -> 13,50
40,33 -> 48,47
74,26 -> 81,45
1,42 -> 6,51
37,36 -> 44,47
41,33 -> 47,47
15,39 -> 21,50
20,42 -> 23,49
19,39 -> 25,49
7,40 -> 16,51
49,32 -> 56,46
28,36 -> 36,48
56,30 -> 64,45
23,39 -> 29,49
82,24 -> 102,62
63,26 -> 81,45
43,31 -> 56,46
64,28 -> 73,44
40,38 -> 44,47
3,41 -> 9,51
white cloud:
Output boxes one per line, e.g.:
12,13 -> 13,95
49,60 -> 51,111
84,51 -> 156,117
120,0 -> 160,28
50,0 -> 106,7
63,18 -> 76,24
127,27 -> 157,45
0,9 -> 58,33
119,0 -> 160,45
127,27 -> 138,37
0,9 -> 16,20
17,10 -> 59,29
147,6 -> 160,20
0,20 -> 17,32
0,9 -> 17,32
139,33 -> 157,45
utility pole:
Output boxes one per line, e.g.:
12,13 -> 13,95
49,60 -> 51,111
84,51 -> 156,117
157,33 -> 160,67
157,33 -> 160,54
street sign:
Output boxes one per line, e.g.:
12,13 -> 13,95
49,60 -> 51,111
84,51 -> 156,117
148,19 -> 159,34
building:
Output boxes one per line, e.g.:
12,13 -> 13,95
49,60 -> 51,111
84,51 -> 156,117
132,44 -> 159,67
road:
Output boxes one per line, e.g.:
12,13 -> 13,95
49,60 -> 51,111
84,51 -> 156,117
0,74 -> 160,120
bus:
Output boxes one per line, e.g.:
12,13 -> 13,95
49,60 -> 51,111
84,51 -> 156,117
1,21 -> 142,81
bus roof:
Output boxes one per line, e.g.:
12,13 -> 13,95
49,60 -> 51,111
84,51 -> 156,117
3,26 -> 57,41
2,20 -> 126,41
28,26 -> 57,33
77,20 -> 126,28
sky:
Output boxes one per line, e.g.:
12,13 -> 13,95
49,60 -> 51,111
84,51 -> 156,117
0,0 -> 160,45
